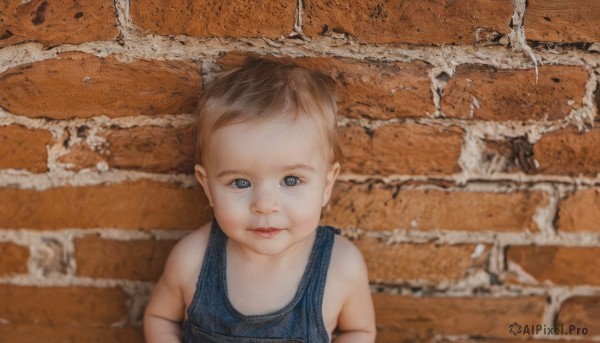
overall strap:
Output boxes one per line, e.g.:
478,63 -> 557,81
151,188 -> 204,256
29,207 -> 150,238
185,220 -> 225,324
302,226 -> 338,342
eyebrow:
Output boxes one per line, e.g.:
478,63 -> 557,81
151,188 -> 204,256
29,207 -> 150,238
216,164 -> 316,178
216,169 -> 249,178
283,164 -> 316,173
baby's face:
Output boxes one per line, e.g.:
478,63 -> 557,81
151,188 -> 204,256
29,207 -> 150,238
195,115 -> 340,257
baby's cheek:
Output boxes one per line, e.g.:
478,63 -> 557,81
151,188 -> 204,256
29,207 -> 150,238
212,196 -> 248,222
289,193 -> 324,222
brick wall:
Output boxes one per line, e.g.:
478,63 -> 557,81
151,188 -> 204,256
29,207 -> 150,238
1,0 -> 599,342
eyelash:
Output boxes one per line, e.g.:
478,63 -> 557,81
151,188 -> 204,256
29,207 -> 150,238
227,175 -> 303,189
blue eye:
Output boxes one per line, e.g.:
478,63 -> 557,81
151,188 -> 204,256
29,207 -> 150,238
231,179 -> 251,189
283,176 -> 300,187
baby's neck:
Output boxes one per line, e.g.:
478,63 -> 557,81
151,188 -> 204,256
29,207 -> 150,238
224,231 -> 317,316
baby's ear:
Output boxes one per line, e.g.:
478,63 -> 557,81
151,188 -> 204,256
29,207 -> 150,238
322,162 -> 341,207
195,164 -> 213,207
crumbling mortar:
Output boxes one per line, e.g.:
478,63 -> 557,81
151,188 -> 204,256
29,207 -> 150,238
534,43 -> 600,68
198,56 -> 229,87
509,0 -> 540,80
336,172 -> 600,187
369,282 -> 585,298
0,169 -> 197,190
375,281 -> 600,298
334,178 -> 570,193
7,33 -> 600,76
95,228 -> 190,241
339,225 -> 600,247
336,116 -> 581,138
293,0 -> 304,36
0,108 -> 69,138
114,0 -> 130,32
0,228 -> 192,242
1,165 -> 596,191
0,110 -> 196,132
532,183 -> 559,237
488,240 -> 505,276
122,281 -> 153,326
544,289 -> 566,328
0,274 -> 154,295
559,67 -> 597,131
430,66 -> 453,118
457,128 -> 486,178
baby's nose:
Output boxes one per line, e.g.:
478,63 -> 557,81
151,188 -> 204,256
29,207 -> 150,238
250,186 -> 279,214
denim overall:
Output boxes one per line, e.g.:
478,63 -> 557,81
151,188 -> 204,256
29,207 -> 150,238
182,220 -> 339,343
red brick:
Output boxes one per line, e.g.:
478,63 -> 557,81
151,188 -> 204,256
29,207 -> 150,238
0,324 -> 143,343
74,236 -> 178,281
374,294 -> 545,337
506,246 -> 600,286
480,132 -> 600,177
0,125 -> 53,173
556,296 -> 600,332
303,0 -> 513,45
324,182 -> 547,232
534,128 -> 600,177
0,53 -> 201,119
130,0 -> 295,39
556,189 -> 600,233
0,285 -> 128,325
0,0 -> 118,48
57,144 -> 106,171
58,125 -> 196,173
442,65 -> 588,121
339,124 -> 463,175
524,0 -> 600,43
218,53 -> 434,120
0,242 -> 29,276
355,238 -> 489,282
0,180 -> 211,230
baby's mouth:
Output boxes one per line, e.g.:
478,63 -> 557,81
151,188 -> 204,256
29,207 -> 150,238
249,227 -> 283,238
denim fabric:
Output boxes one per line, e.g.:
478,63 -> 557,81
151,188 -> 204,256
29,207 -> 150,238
182,220 -> 338,343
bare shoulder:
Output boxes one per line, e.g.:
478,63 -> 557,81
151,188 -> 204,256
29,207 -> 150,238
163,221 -> 213,304
169,221 -> 212,266
329,234 -> 368,283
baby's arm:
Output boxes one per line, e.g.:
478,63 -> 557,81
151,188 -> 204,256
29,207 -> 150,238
144,225 -> 210,343
331,237 -> 376,342
144,273 -> 185,343
144,243 -> 187,343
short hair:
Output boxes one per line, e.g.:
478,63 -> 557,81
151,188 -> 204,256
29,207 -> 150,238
195,56 -> 342,165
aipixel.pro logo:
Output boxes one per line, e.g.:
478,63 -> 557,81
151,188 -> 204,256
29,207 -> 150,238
509,322 -> 589,336
508,322 -> 522,335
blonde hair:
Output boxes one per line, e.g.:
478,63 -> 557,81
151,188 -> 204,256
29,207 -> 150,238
195,57 -> 342,165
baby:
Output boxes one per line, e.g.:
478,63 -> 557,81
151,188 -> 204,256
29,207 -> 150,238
144,57 -> 376,342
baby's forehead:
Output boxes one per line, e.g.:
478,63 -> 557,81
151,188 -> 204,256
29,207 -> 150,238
210,112 -> 326,140
216,115 -> 320,140
204,116 -> 332,161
